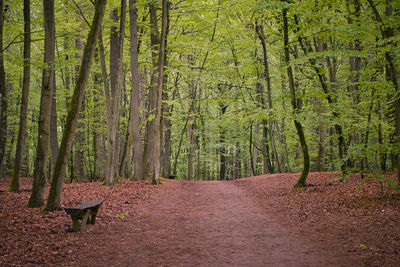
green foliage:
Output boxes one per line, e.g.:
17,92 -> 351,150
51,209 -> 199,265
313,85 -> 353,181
2,0 -> 399,183
115,211 -> 128,219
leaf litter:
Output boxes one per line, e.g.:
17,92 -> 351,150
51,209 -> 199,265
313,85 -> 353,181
1,172 -> 400,266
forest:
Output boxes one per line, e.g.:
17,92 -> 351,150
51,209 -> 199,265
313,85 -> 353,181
1,0 -> 399,202
0,0 -> 400,265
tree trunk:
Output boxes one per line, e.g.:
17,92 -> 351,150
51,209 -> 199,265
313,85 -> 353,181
9,0 -> 30,192
125,0 -> 144,180
144,3 -> 159,179
73,37 -> 85,182
250,121 -> 259,176
161,87 -> 175,178
152,0 -> 168,185
105,0 -> 126,186
256,20 -> 281,173
187,76 -> 196,180
188,107 -> 195,180
279,71 -> 291,172
283,7 -> 310,188
160,3 -> 171,179
45,0 -> 106,211
0,0 -> 7,180
28,0 -> 55,207
50,73 -> 59,180
219,103 -> 227,180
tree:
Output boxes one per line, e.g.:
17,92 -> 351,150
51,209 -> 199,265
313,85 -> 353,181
105,0 -> 126,186
8,0 -> 31,192
152,0 -> 168,185
282,6 -> 310,188
367,0 -> 400,184
0,0 -> 7,180
28,0 -> 55,207
45,0 -> 107,211
126,0 -> 144,180
255,19 -> 281,173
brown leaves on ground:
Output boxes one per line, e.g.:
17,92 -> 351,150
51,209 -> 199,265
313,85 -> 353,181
233,172 -> 400,266
1,172 -> 400,266
0,177 -> 154,266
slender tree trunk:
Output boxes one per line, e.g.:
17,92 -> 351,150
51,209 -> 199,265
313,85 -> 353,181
28,0 -> 55,207
188,104 -> 195,180
256,79 -> 272,174
250,122 -> 260,176
219,130 -> 226,180
73,37 -> 85,182
279,71 -> 291,172
5,86 -> 15,174
45,0 -> 106,211
283,7 -> 310,188
50,74 -> 59,180
218,84 -> 228,180
187,76 -> 196,180
152,0 -> 168,185
9,0 -> 30,191
256,21 -> 281,173
161,88 -> 175,178
249,121 -> 256,176
105,0 -> 126,186
0,0 -> 7,180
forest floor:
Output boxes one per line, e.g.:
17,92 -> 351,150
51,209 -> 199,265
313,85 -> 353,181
0,172 -> 399,266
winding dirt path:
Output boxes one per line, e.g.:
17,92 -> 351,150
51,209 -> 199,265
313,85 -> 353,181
72,180 -> 342,266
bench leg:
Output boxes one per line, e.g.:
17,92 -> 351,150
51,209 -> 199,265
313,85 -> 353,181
89,207 -> 99,224
79,209 -> 91,232
71,215 -> 80,232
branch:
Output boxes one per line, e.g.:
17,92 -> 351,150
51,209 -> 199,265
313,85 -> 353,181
3,30 -> 43,51
71,0 -> 91,28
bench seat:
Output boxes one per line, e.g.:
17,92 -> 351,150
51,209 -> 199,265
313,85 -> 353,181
64,199 -> 104,232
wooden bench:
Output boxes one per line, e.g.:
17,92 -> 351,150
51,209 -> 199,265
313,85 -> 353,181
64,200 -> 104,232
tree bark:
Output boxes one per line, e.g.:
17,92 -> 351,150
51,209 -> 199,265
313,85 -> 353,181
73,37 -> 85,182
187,73 -> 196,180
28,0 -> 55,207
219,102 -> 227,180
50,73 -> 59,180
45,0 -> 106,210
9,0 -> 30,192
152,0 -> 168,185
143,3 -> 159,179
0,0 -> 7,180
126,0 -> 144,180
161,87 -> 175,178
105,0 -> 126,186
283,7 -> 310,188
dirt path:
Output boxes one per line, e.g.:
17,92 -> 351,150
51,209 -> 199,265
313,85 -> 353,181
72,180 -> 342,266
